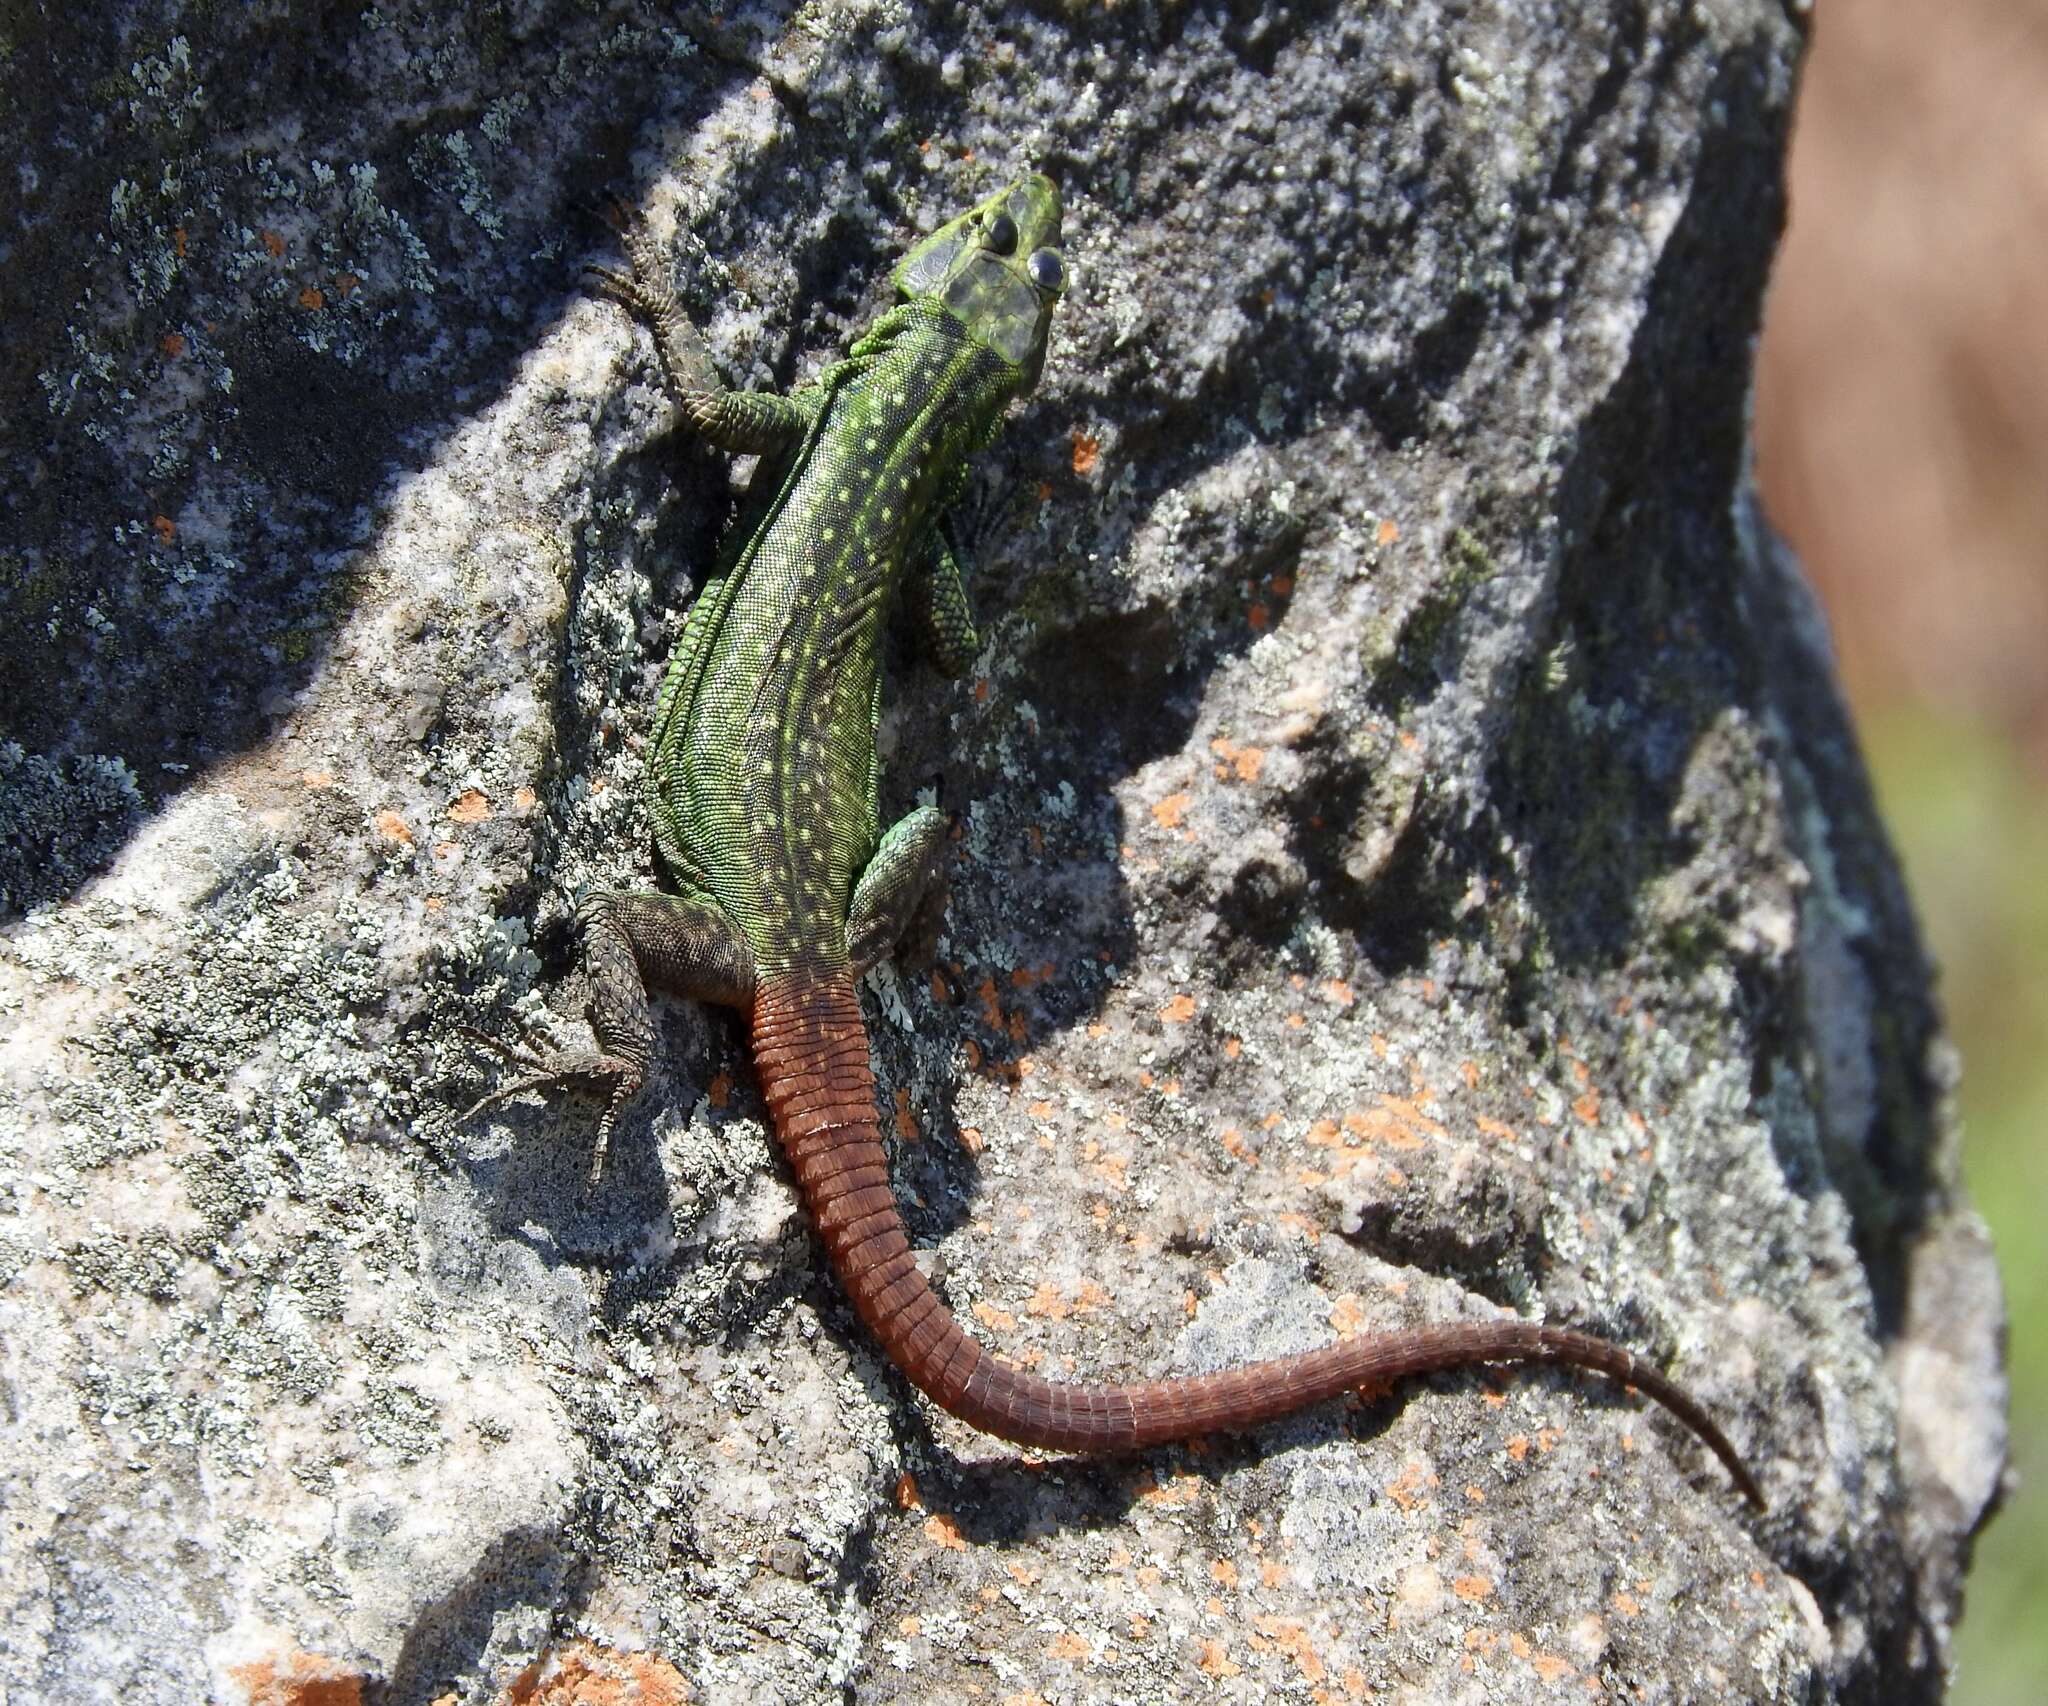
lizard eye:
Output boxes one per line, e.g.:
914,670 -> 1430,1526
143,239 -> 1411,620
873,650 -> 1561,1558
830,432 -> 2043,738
984,211 -> 1019,256
1027,248 -> 1064,293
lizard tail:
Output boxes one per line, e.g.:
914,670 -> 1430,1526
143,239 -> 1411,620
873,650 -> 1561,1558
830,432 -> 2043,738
751,968 -> 1765,1509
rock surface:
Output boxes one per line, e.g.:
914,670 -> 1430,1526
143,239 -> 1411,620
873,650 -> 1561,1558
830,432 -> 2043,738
0,2 -> 2004,1702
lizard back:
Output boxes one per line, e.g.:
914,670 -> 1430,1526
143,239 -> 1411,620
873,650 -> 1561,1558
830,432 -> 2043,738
647,306 -> 1016,976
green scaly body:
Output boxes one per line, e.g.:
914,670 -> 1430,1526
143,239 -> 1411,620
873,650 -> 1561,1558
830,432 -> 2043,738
645,300 -> 1011,973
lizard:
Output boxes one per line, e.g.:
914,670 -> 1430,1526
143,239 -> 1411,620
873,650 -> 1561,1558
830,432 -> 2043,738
468,172 -> 1765,1511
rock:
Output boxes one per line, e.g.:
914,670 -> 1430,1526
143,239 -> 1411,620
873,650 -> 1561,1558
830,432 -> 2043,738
0,2 -> 2000,1702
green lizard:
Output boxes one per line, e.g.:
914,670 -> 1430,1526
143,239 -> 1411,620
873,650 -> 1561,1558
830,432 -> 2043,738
468,173 -> 1762,1504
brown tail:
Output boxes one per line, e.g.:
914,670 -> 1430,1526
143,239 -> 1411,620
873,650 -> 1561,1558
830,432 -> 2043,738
751,967 -> 1765,1509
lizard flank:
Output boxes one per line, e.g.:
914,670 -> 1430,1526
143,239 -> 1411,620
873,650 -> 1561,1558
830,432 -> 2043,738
468,174 -> 1764,1510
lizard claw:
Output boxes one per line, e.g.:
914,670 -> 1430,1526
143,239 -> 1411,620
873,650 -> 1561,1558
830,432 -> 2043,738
458,1027 -> 643,1175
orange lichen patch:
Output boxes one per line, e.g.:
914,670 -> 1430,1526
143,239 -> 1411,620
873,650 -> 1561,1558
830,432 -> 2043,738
1150,790 -> 1192,830
1506,1434 -> 1531,1462
1252,1616 -> 1325,1685
1197,1639 -> 1242,1680
301,769 -> 336,789
1453,1574 -> 1493,1603
1351,1094 -> 1447,1149
1321,979 -> 1355,1007
1610,1591 -> 1639,1617
893,1471 -> 923,1510
1136,1471 -> 1203,1508
976,977 -> 1004,1027
260,229 -> 287,257
373,809 -> 414,845
974,676 -> 991,703
336,272 -> 361,296
1092,1153 -> 1130,1191
924,1513 -> 968,1550
1209,736 -> 1266,782
1275,1212 -> 1320,1239
446,788 -> 492,823
1461,1059 -> 1480,1089
1247,601 -> 1271,631
1306,1117 -> 1341,1146
1260,1559 -> 1292,1590
298,286 -> 326,310
1573,1087 -> 1602,1126
172,226 -> 188,256
1329,1293 -> 1369,1338
1375,518 -> 1401,545
1529,1651 -> 1575,1682
1070,430 -> 1101,476
1475,1115 -> 1519,1145
498,1641 -> 691,1705
1046,1631 -> 1091,1662
1386,1459 -> 1433,1512
152,513 -> 178,543
1210,1558 -> 1240,1589
958,1125 -> 985,1155
1284,1012 -> 1306,1029
897,1614 -> 922,1638
512,786 -> 538,814
160,330 -> 187,356
228,1650 -> 365,1706
1025,1280 -> 1069,1319
972,1299 -> 1018,1333
1219,1126 -> 1256,1164
1159,992 -> 1197,1024
1073,1280 -> 1111,1314
1464,1483 -> 1488,1503
893,1086 -> 919,1142
706,1071 -> 733,1109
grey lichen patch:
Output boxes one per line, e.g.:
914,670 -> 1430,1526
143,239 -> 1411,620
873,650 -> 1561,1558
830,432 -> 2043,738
0,743 -> 143,917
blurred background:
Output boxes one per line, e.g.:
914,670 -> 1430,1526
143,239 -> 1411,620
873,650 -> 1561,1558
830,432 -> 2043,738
1753,0 -> 2048,1699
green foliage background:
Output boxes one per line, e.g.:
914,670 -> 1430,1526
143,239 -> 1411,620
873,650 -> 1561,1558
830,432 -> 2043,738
1871,711 -> 2048,1706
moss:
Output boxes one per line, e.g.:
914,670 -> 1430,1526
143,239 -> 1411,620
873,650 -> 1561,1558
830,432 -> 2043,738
1366,522 -> 1500,715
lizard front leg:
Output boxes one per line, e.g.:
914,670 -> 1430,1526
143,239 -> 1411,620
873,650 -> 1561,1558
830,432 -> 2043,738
466,887 -> 756,1164
586,200 -> 814,456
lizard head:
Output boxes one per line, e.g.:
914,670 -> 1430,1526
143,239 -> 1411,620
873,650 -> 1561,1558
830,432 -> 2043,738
894,173 -> 1064,391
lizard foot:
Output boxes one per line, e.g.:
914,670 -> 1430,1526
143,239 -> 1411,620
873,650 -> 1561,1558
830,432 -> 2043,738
458,1024 -> 642,1175
582,196 -> 667,319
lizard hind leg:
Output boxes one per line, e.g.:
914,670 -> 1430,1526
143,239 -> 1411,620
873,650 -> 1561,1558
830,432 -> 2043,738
463,887 -> 756,1171
846,806 -> 953,980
